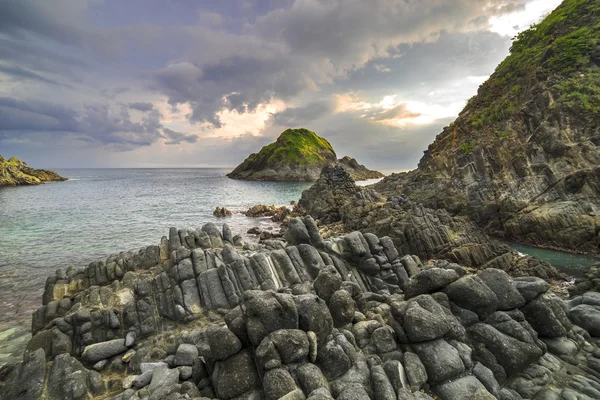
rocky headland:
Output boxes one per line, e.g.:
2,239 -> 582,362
372,0 -> 600,255
2,213 -> 600,400
0,155 -> 67,186
227,128 -> 383,182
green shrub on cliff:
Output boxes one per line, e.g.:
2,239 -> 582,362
464,0 -> 600,132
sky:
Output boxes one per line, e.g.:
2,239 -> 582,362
0,0 -> 562,171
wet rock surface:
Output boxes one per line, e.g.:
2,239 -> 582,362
2,218 -> 600,400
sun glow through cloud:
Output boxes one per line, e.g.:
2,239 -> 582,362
489,0 -> 563,37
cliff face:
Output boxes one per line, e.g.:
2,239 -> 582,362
0,155 -> 67,186
227,128 -> 383,182
375,0 -> 600,254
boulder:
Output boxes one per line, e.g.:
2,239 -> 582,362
285,218 -> 312,246
207,324 -> 243,361
295,294 -> 333,345
478,269 -> 525,310
242,290 -> 299,346
174,343 -> 198,366
213,350 -> 260,399
444,276 -> 499,318
81,339 -> 127,363
404,268 -> 460,299
413,339 -> 465,384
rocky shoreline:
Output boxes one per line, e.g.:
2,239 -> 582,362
2,207 -> 600,399
0,155 -> 67,186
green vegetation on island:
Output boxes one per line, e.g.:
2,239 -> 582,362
0,155 -> 67,186
228,128 -> 383,181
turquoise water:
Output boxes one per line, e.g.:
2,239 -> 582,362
500,240 -> 599,277
0,168 -> 312,365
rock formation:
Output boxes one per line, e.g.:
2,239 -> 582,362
0,155 -> 67,186
3,217 -> 600,400
372,0 -> 600,254
299,165 -> 562,280
227,128 -> 383,182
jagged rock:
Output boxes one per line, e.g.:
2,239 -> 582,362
213,207 -> 233,217
207,324 -> 243,361
285,218 -> 312,245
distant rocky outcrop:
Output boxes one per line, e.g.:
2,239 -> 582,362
338,156 -> 384,181
372,0 -> 600,254
3,218 -> 600,400
227,128 -> 383,182
0,155 -> 67,186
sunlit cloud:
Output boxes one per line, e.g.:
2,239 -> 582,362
489,0 -> 562,37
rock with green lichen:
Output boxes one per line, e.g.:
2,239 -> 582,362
0,155 -> 67,186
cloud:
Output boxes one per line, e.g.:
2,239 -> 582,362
128,102 -> 155,112
370,104 -> 421,122
162,127 -> 198,145
270,99 -> 335,126
0,64 -> 64,86
0,97 -> 164,149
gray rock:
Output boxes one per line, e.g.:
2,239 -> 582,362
148,366 -> 179,393
434,375 -> 495,400
296,363 -> 330,395
207,324 -> 242,361
132,370 -> 154,388
569,304 -> 600,337
140,362 -> 168,373
304,215 -> 325,249
263,367 -> 298,400
468,322 -> 542,375
404,268 -> 460,298
444,275 -> 499,318
81,339 -> 128,363
47,354 -> 94,400
413,338 -> 465,384
337,384 -> 370,400
478,268 -> 525,310
403,352 -> 428,391
317,336 -> 353,379
370,326 -> 397,353
242,290 -> 299,346
174,343 -> 198,366
313,265 -> 342,303
513,277 -> 549,303
178,365 -> 193,380
403,296 -> 450,342
520,294 -> 571,338
329,289 -> 356,328
213,350 -> 260,399
371,365 -> 396,400
125,331 -> 136,347
295,294 -> 333,345
285,218 -> 312,246
473,362 -> 500,396
269,329 -> 310,364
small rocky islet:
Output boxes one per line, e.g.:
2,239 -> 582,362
226,128 -> 383,182
0,155 -> 67,186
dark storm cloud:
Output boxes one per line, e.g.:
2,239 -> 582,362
150,0 -> 530,127
0,97 -> 163,149
162,128 -> 198,145
0,64 -> 64,86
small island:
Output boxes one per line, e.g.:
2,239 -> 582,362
227,128 -> 383,181
0,155 -> 67,186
